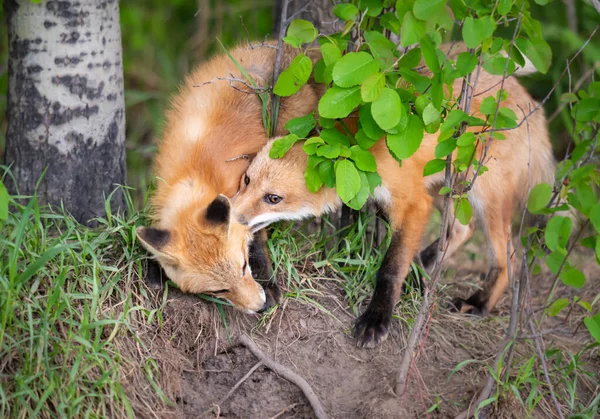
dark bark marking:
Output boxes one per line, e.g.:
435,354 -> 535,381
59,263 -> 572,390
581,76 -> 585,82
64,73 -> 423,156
52,75 -> 104,100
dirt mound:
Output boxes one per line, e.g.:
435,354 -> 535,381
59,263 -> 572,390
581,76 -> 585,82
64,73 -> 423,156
122,245 -> 600,419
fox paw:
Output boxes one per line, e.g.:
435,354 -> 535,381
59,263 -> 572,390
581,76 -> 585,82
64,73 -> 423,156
353,309 -> 391,348
263,282 -> 282,309
449,298 -> 485,316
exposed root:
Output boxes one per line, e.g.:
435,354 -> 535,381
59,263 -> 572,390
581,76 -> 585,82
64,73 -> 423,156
238,334 -> 328,419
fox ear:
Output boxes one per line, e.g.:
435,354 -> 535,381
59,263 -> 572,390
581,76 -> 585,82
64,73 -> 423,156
205,195 -> 230,226
136,226 -> 178,264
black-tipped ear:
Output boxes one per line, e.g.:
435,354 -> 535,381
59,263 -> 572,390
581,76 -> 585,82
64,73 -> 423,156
136,226 -> 171,252
206,195 -> 230,225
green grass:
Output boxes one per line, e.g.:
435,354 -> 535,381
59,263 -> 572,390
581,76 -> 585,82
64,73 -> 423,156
0,183 -> 166,417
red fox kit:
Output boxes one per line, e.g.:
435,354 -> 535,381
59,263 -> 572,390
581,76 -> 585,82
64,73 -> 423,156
136,44 -> 323,313
233,67 -> 555,346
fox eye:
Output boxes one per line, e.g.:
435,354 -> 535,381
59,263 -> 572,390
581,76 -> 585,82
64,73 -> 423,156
211,289 -> 228,295
244,174 -> 250,186
265,194 -> 282,204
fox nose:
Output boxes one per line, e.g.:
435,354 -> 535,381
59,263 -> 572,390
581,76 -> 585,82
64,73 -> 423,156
257,302 -> 269,314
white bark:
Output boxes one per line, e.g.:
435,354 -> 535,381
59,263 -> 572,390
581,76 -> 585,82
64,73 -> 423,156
4,0 -> 126,224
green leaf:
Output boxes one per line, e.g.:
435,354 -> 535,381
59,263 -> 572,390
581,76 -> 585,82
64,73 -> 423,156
584,314 -> 600,343
482,56 -> 516,76
544,216 -> 572,252
333,52 -> 379,88
347,171 -> 370,210
560,267 -> 585,289
356,129 -> 378,150
527,183 -> 552,214
321,42 -> 342,67
547,298 -> 569,317
305,155 -> 324,192
457,132 -> 476,146
440,109 -> 467,134
497,0 -> 512,15
350,146 -> 377,172
366,171 -> 382,193
401,12 -> 426,47
455,52 -> 478,77
318,159 -> 335,188
380,12 -> 401,34
515,37 -> 552,75
439,186 -> 452,195
358,0 -> 383,16
335,159 -> 361,202
371,88 -> 403,130
285,113 -> 316,138
333,3 -> 359,21
435,139 -> 457,159
274,54 -> 313,97
422,103 -> 441,126
317,143 -> 341,158
282,35 -> 303,48
560,92 -> 579,103
413,0 -> 445,21
387,115 -> 425,160
270,134 -> 299,158
546,249 -> 566,274
360,104 -> 385,140
318,86 -> 362,118
361,72 -> 386,102
287,19 -> 318,44
480,96 -> 497,115
455,197 -> 472,225
462,16 -> 496,49
423,159 -> 446,176
591,203 -> 600,234
420,36 -> 439,73
0,181 -> 8,221
303,136 -> 325,155
320,128 -> 351,147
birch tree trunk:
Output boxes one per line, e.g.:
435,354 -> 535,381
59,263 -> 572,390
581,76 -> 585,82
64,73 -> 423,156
4,0 -> 126,225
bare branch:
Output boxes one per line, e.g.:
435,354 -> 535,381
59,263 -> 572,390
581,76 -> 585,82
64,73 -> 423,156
194,75 -> 269,94
590,0 -> 600,15
471,25 -> 600,138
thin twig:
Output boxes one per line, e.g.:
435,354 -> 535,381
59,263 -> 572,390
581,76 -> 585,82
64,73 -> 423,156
548,62 -> 600,122
470,25 -> 600,137
238,334 -> 328,419
194,75 -> 269,93
395,59 -> 475,395
203,361 -> 264,416
240,16 -> 254,50
268,402 -> 302,419
270,0 -> 291,136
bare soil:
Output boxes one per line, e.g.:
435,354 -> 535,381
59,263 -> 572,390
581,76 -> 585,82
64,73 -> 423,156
124,238 -> 600,419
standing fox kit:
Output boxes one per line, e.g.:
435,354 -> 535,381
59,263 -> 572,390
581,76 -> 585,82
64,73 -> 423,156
233,67 -> 555,347
136,44 -> 323,313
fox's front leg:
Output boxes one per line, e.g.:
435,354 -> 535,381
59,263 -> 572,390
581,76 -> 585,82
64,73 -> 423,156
249,228 -> 281,308
354,198 -> 432,348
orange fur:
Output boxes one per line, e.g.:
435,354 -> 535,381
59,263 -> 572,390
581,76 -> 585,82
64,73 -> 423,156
233,65 -> 555,340
138,43 -> 324,313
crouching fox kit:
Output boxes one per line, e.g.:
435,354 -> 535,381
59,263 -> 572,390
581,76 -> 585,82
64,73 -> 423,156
136,44 -> 323,314
233,66 -> 555,346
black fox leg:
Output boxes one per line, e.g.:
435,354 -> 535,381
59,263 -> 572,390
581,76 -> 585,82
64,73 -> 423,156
249,228 -> 281,307
354,231 -> 404,348
143,258 -> 166,289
